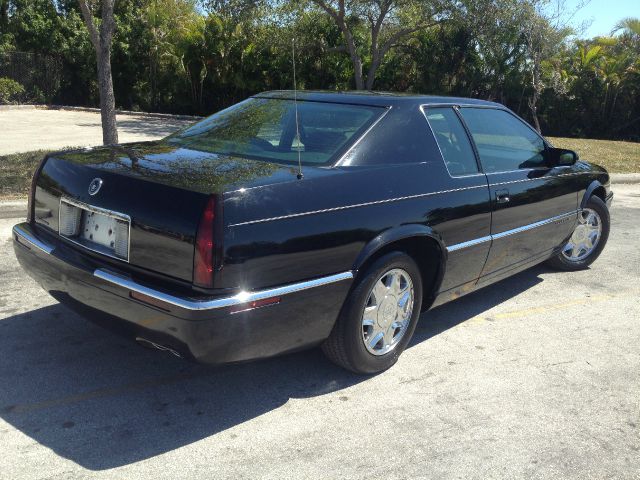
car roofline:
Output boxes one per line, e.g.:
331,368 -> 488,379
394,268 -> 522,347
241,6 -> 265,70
252,90 -> 503,109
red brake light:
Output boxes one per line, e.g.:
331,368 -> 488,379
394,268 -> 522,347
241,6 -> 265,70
194,196 -> 216,288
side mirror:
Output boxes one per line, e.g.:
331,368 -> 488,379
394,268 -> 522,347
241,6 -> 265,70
547,147 -> 578,167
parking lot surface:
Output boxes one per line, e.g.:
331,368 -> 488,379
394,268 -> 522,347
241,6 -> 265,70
0,184 -> 638,479
0,108 -> 195,155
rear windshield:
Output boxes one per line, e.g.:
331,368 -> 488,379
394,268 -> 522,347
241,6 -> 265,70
168,98 -> 383,166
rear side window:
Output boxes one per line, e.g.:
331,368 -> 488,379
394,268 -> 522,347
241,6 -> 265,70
169,98 -> 383,166
340,109 -> 441,166
458,108 -> 546,172
424,108 -> 479,176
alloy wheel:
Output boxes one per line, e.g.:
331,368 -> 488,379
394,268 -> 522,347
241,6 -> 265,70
562,208 -> 603,262
361,268 -> 415,356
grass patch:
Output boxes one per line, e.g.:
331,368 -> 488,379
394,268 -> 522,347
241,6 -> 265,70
548,137 -> 640,173
0,137 -> 637,199
0,150 -> 50,199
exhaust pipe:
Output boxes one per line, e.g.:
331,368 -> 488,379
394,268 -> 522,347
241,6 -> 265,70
135,337 -> 182,358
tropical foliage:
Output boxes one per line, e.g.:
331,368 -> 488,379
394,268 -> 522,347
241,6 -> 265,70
0,0 -> 638,140
0,76 -> 24,102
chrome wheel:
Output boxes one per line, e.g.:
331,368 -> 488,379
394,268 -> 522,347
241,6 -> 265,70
562,208 -> 602,262
361,268 -> 414,356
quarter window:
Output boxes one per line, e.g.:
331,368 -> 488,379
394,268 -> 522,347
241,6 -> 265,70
458,108 -> 546,173
424,108 -> 479,176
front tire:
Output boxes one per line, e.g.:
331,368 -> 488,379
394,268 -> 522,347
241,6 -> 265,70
546,195 -> 610,271
322,252 -> 423,374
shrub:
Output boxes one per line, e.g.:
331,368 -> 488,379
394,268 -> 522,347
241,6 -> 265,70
0,77 -> 26,104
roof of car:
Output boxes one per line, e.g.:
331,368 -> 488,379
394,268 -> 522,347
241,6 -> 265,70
253,90 -> 502,108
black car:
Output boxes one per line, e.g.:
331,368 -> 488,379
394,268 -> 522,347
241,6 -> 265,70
13,91 -> 613,373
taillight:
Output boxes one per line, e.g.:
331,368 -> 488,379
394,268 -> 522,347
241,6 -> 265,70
193,196 -> 216,288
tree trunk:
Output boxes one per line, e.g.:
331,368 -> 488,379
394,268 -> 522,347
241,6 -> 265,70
365,54 -> 381,90
96,47 -> 119,144
79,0 -> 119,145
341,27 -> 364,89
0,0 -> 8,29
529,53 -> 542,134
530,102 -> 541,133
352,57 -> 364,89
528,92 -> 541,133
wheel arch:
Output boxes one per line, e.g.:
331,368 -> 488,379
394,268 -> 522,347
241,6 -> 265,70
581,180 -> 607,209
352,225 -> 446,311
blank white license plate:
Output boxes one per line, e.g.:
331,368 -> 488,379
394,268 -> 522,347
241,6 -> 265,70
59,199 -> 130,261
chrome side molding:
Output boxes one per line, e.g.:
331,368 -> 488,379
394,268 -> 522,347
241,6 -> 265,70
229,185 -> 488,227
491,210 -> 578,240
446,210 -> 578,253
94,269 -> 354,312
446,235 -> 492,253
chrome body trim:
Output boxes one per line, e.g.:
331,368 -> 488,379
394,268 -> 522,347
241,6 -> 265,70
490,172 -> 590,186
485,167 -> 548,175
446,210 -> 578,252
446,235 -> 492,253
229,171 -> 591,227
484,166 -> 573,175
59,197 -> 132,263
94,269 -> 354,312
229,184 -> 487,227
491,210 -> 578,240
418,102 -> 503,109
13,224 -> 54,255
13,222 -> 354,313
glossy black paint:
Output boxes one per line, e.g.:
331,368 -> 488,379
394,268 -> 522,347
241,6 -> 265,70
16,91 -> 612,365
13,226 -> 350,363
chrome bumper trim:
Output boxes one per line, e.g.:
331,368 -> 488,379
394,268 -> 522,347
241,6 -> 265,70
94,269 -> 354,312
13,223 -> 354,313
12,224 -> 54,255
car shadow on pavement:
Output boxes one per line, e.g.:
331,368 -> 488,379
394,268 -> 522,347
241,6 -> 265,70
411,265 -> 546,346
0,265 -> 546,470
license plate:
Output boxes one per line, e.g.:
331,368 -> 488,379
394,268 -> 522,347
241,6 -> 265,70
59,198 -> 130,261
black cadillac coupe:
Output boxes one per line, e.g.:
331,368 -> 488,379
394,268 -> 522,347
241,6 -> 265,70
13,91 -> 613,373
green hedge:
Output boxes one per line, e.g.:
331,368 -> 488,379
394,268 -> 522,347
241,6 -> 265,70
0,77 -> 26,104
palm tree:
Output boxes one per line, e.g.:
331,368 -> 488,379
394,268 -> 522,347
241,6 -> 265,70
613,17 -> 640,37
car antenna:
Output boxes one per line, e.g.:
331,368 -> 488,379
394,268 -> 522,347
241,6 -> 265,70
292,39 -> 303,180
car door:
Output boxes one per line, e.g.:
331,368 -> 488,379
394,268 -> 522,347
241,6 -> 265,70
422,106 -> 492,300
457,107 -> 580,284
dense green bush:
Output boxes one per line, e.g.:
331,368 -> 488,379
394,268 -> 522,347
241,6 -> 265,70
0,77 -> 26,104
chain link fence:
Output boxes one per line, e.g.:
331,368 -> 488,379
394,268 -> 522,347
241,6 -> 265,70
0,51 -> 62,103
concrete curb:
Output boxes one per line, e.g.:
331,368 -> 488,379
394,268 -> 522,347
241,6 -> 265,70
610,173 -> 640,184
0,200 -> 27,220
0,104 -> 37,110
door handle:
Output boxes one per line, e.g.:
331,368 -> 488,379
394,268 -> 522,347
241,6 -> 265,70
495,189 -> 510,204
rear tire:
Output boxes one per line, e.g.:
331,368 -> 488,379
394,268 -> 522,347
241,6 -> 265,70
322,252 -> 423,374
546,195 -> 610,271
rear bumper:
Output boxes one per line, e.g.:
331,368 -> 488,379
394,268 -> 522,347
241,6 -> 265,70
13,223 -> 353,364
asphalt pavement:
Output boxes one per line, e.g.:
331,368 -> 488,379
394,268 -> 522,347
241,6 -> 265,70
0,107 -> 195,155
0,184 -> 638,479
